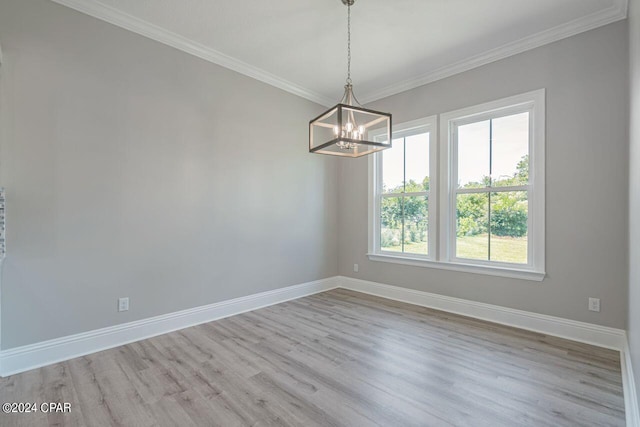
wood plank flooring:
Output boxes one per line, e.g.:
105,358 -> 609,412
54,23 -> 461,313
0,289 -> 626,426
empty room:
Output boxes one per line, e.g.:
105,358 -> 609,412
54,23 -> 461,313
0,0 -> 639,425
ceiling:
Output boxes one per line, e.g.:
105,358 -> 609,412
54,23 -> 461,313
52,0 -> 627,106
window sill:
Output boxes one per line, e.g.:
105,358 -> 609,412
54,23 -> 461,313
366,253 -> 545,282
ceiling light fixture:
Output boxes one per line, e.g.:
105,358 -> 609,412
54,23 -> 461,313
309,0 -> 392,158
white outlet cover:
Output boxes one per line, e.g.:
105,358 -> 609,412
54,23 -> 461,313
588,298 -> 600,312
118,297 -> 129,312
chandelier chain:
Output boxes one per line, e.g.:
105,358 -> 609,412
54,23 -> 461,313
346,3 -> 352,85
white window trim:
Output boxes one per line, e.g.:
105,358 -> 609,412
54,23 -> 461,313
365,253 -> 546,281
368,90 -> 546,282
440,90 -> 546,278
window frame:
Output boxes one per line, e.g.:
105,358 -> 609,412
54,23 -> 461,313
368,116 -> 438,260
368,90 -> 545,281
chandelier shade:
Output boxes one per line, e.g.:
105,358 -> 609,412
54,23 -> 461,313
308,0 -> 392,158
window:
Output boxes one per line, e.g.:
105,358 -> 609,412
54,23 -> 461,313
370,117 -> 437,258
369,90 -> 545,281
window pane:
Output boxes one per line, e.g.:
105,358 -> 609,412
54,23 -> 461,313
381,196 -> 403,252
490,191 -> 528,263
403,196 -> 428,255
456,193 -> 489,260
382,138 -> 404,193
457,120 -> 490,189
405,133 -> 430,192
492,113 -> 529,187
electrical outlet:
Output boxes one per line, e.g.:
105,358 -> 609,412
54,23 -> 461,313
353,263 -> 359,273
588,298 -> 600,312
118,297 -> 129,312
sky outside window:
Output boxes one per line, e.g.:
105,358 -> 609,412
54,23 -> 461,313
457,112 -> 529,187
382,133 -> 429,192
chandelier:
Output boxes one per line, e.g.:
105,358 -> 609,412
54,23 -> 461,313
309,0 -> 392,158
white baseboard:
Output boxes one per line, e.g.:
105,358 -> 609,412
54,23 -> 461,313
338,276 -> 627,351
0,277 -> 339,377
622,339 -> 640,427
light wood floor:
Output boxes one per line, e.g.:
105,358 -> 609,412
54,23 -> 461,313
0,289 -> 626,426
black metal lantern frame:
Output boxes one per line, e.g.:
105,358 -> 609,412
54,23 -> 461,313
308,0 -> 392,158
309,101 -> 391,158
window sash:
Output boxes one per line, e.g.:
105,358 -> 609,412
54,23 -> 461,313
454,185 -> 528,195
378,194 -> 430,256
450,189 -> 532,268
381,191 -> 429,198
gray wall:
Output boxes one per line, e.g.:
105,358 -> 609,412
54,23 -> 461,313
0,0 -> 337,349
338,22 -> 629,328
0,0 -> 631,351
629,0 -> 640,408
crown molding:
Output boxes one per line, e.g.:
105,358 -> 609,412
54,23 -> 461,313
50,0 -> 627,107
49,0 -> 335,106
359,0 -> 628,104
